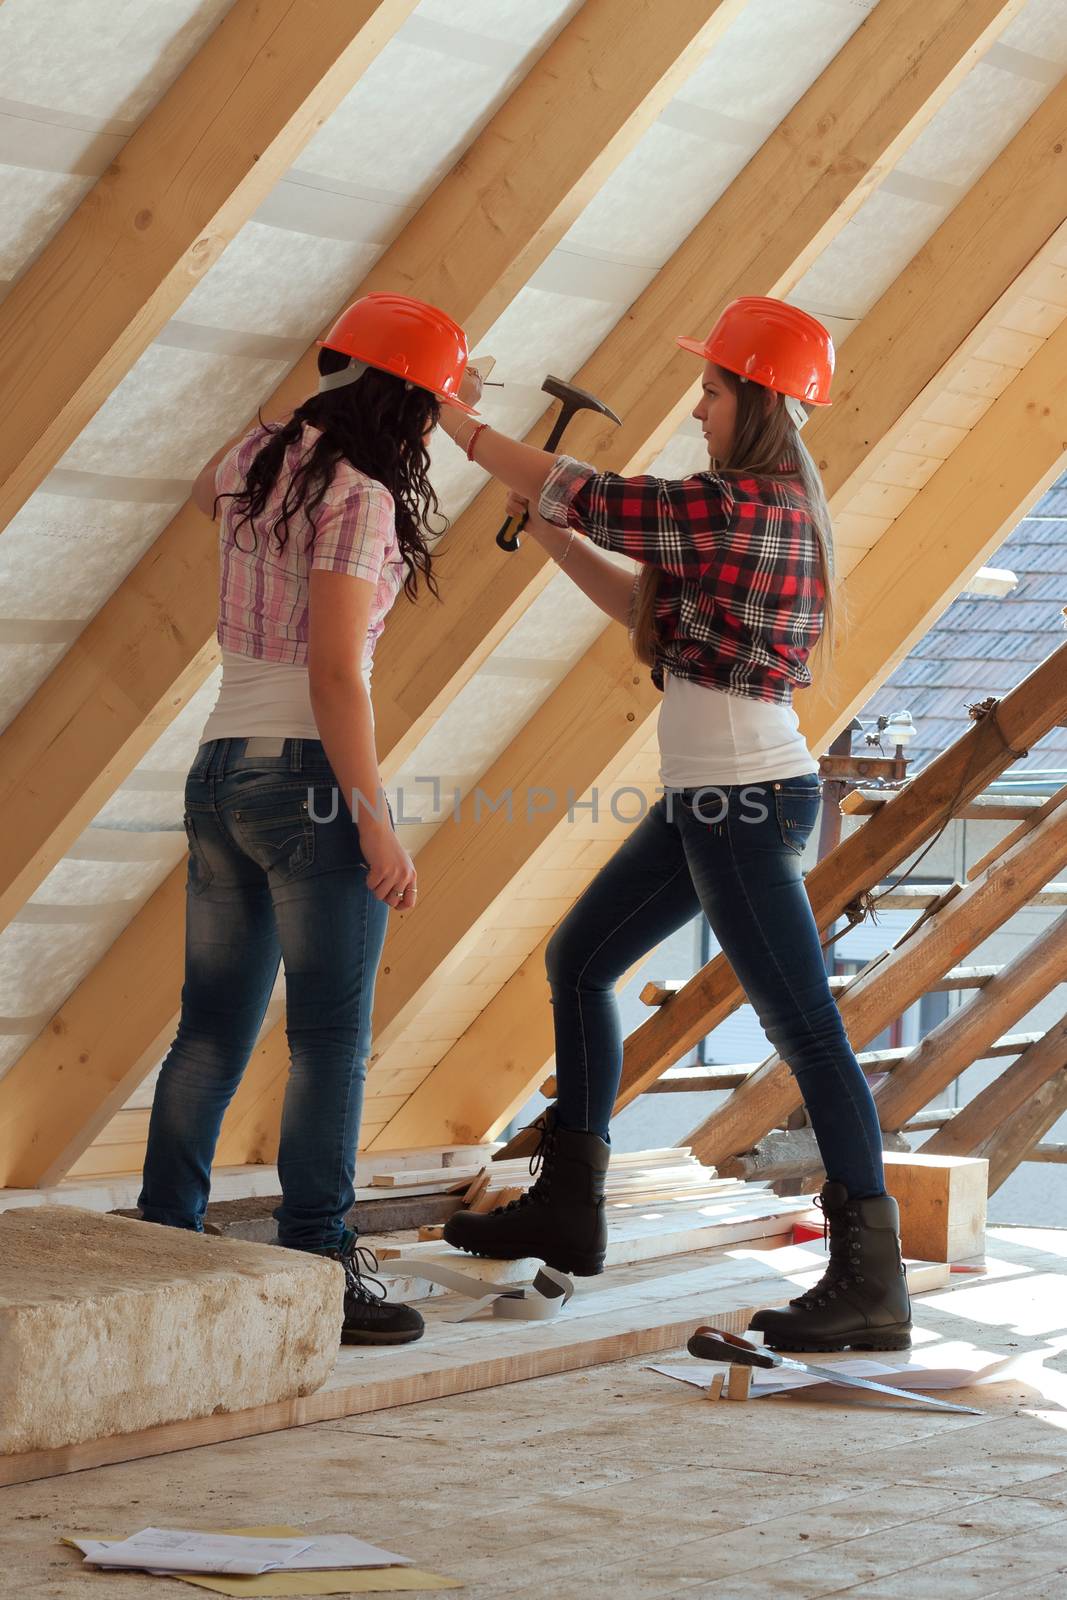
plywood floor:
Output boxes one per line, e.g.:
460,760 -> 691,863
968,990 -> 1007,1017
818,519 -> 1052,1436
6,1227 -> 1067,1599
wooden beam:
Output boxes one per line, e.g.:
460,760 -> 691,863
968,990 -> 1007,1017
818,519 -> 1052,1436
808,68 -> 1067,509
877,884 -> 1067,909
843,792 -> 1052,823
352,0 -> 750,333
0,872 -> 187,1187
0,0 -> 741,938
922,1015 -> 1067,1190
876,912 -> 1067,1131
966,783 -> 1067,881
612,644 -> 1067,1112
646,1031 -> 1037,1094
978,1060 -> 1067,1193
0,0 -> 419,537
642,967 -> 1000,1005
685,790 -> 1067,1170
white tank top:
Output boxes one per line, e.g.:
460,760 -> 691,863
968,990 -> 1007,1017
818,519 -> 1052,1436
198,648 -> 373,745
657,670 -> 819,787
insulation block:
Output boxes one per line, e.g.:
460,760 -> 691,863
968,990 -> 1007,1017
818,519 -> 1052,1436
0,1207 -> 344,1455
882,1152 -> 988,1262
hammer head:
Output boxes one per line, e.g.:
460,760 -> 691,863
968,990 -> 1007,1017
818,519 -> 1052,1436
542,374 -> 621,428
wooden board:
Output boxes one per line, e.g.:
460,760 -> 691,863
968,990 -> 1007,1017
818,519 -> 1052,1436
371,1193 -> 817,1274
0,1242 -> 949,1488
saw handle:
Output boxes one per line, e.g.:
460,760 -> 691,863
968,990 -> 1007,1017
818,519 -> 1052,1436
687,1326 -> 779,1369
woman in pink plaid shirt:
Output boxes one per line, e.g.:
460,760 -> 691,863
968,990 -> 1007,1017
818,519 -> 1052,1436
139,295 -> 478,1347
442,299 -> 912,1357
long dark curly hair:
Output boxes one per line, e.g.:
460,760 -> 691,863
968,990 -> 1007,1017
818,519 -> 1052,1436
214,344 -> 446,604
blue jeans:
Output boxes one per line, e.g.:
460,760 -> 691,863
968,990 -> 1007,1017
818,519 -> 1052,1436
544,775 -> 886,1199
138,736 -> 391,1249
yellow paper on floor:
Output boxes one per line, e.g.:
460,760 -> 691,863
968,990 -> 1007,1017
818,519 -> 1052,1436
62,1526 -> 462,1595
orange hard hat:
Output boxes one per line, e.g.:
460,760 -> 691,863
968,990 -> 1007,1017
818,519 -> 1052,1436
676,296 -> 834,406
317,292 -> 478,414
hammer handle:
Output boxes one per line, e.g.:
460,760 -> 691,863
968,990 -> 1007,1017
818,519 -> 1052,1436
495,408 -> 574,552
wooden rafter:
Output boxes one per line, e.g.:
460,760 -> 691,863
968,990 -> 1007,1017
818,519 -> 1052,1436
0,0 -> 746,936
922,1016 -> 1067,1191
0,0 -> 420,537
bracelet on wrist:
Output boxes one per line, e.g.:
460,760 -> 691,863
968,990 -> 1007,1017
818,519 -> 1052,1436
466,421 -> 489,462
555,528 -> 575,569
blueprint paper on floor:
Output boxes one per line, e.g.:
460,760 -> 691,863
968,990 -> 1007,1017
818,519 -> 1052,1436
62,1527 -> 460,1596
73,1530 -> 316,1575
72,1528 -> 411,1575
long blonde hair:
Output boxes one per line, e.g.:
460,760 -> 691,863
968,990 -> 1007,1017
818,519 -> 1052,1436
630,367 -> 836,677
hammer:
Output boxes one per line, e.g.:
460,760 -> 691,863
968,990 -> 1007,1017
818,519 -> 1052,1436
496,375 -> 622,552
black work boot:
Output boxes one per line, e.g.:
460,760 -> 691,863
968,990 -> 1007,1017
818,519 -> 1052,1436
443,1108 -> 609,1275
311,1230 -> 425,1345
748,1181 -> 912,1352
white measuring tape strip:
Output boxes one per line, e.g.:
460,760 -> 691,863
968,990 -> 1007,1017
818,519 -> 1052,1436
385,1257 -> 574,1322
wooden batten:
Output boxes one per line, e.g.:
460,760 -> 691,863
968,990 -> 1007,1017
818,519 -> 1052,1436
923,1014 -> 1067,1190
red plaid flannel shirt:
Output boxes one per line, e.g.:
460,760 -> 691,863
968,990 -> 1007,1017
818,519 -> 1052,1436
538,452 -> 825,705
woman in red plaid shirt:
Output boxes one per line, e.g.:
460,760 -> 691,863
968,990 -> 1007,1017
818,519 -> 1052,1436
442,298 -> 911,1354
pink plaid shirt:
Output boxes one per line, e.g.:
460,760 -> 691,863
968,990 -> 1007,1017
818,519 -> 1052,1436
214,421 -> 405,670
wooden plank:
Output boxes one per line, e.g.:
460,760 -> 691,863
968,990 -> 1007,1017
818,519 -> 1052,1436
372,1194 -> 815,1270
841,791 -> 1051,822
923,1015 -> 1067,1191
966,782 -> 1067,881
0,0 -> 420,537
687,791 -> 1067,1169
0,1242 -> 949,1488
646,1031 -> 1034,1095
643,967 -> 1000,1008
612,644 -> 1067,1113
876,912 -> 1067,1131
876,884 -> 1067,910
